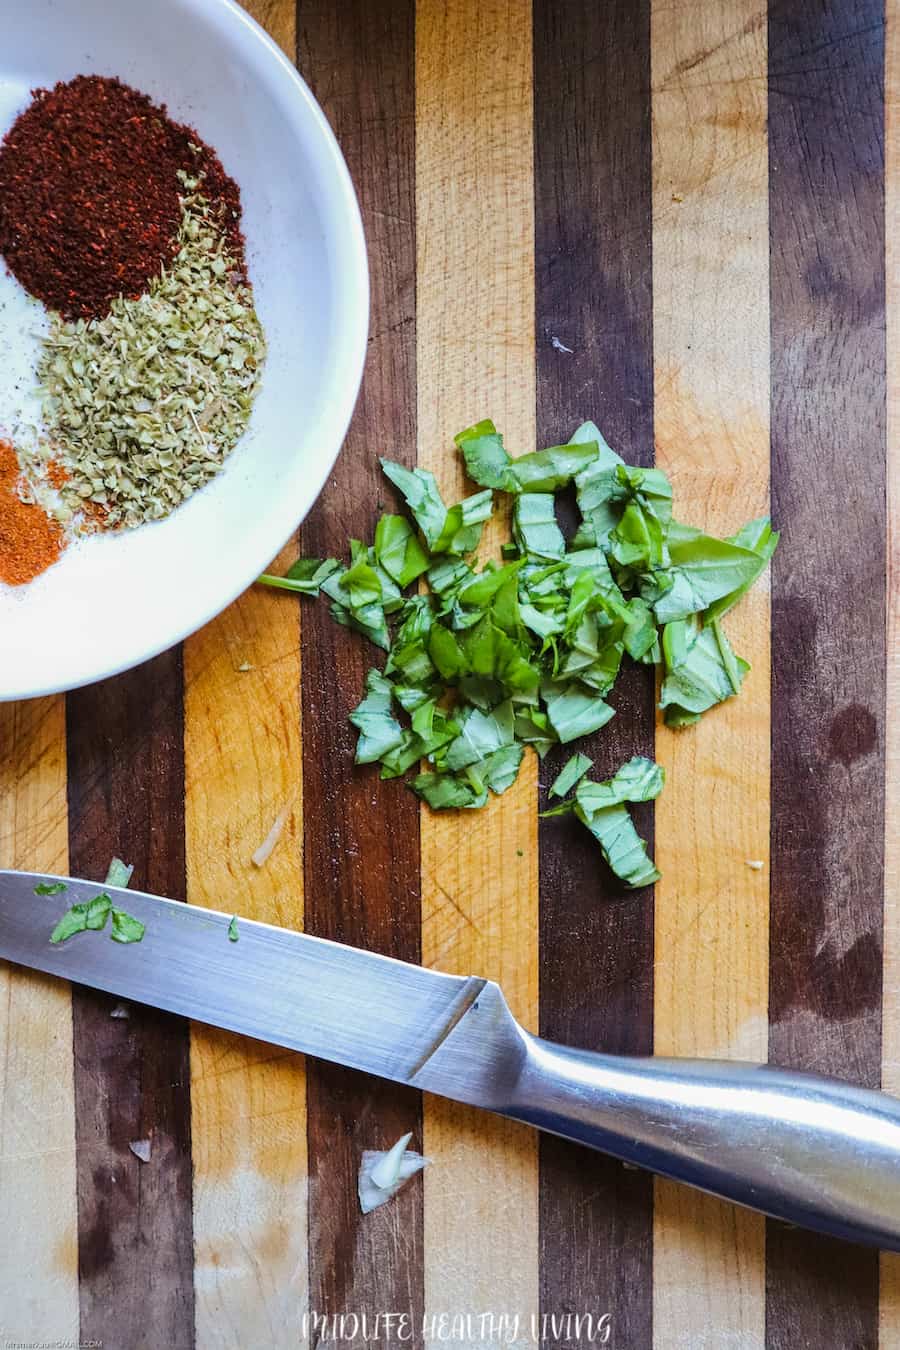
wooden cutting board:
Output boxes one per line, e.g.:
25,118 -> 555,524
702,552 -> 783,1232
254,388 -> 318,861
1,1 -> 896,1347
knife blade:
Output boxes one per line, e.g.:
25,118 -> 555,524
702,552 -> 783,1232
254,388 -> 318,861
4,868 -> 900,1251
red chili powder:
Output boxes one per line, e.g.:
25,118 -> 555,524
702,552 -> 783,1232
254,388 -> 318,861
0,75 -> 246,321
0,441 -> 65,585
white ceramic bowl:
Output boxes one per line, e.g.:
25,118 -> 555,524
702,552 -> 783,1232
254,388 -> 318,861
0,0 -> 368,700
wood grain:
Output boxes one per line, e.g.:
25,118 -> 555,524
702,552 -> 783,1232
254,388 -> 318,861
297,0 -> 423,1334
883,0 -> 900,1337
650,3 -> 769,1345
532,1 -> 655,1339
67,656 -> 194,1350
185,547 -> 306,1350
415,0 -> 539,1336
767,1 -> 886,1345
185,5 -> 306,1346
244,0 -> 294,56
0,697 -> 77,1343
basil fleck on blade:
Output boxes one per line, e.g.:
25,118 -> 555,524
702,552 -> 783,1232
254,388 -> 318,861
34,881 -> 67,895
49,892 -> 111,944
110,908 -> 146,944
50,857 -> 144,945
260,415 -> 777,891
228,916 -> 240,942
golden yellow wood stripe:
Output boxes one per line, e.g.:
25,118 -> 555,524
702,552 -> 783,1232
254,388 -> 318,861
0,698 -> 78,1341
416,0 -> 539,1329
185,542 -> 306,1350
881,0 -> 900,1336
651,4 -> 769,1345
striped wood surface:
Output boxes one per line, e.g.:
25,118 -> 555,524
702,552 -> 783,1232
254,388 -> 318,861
0,0 -> 895,1346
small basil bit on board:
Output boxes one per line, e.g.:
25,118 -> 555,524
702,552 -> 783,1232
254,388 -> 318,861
549,752 -> 593,799
259,416 -> 778,889
105,857 -> 134,889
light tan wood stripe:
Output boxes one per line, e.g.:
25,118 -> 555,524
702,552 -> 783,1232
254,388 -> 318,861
185,546 -> 306,1349
186,8 -> 308,1344
0,698 -> 77,1341
881,0 -> 900,1337
416,0 -> 538,1335
651,4 -> 769,1345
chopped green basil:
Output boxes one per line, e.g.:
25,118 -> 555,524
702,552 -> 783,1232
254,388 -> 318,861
228,916 -> 239,942
34,881 -> 67,895
260,416 -> 777,891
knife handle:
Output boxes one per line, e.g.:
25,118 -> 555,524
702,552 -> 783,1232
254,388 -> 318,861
507,1036 -> 900,1249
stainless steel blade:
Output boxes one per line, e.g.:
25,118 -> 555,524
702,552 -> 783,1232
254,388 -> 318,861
0,870 -> 489,1086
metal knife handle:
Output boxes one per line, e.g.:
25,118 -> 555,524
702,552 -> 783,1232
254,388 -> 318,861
506,1036 -> 900,1249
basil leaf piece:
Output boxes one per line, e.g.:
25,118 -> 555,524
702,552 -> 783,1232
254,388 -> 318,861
704,517 -> 779,622
329,599 -> 391,652
576,755 -> 665,808
380,460 -> 449,548
49,892 -> 112,944
659,616 -> 749,723
374,515 -> 431,587
105,857 -> 134,889
508,441 -> 601,493
541,678 -> 615,743
110,908 -> 146,944
651,522 -> 769,624
412,771 -> 488,810
460,618 -> 541,694
34,881 -> 67,895
350,670 -> 405,764
477,743 -> 524,795
49,908 -> 91,944
442,701 -> 515,772
513,706 -> 557,760
513,493 -> 566,560
549,752 -> 593,799
381,459 -> 493,556
228,916 -> 239,942
258,558 -> 340,596
455,419 -> 516,490
433,489 -> 494,555
574,801 -> 660,889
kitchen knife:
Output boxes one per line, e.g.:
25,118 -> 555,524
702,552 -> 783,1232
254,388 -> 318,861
2,868 -> 899,1250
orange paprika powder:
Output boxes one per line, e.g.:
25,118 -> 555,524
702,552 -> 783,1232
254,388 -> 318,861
0,441 -> 65,585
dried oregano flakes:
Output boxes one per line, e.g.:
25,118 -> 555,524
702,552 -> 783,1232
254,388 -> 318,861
37,183 -> 266,529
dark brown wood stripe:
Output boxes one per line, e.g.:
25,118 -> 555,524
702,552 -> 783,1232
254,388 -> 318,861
296,0 -> 423,1338
533,0 -> 655,1341
67,652 -> 194,1349
767,1 -> 886,1344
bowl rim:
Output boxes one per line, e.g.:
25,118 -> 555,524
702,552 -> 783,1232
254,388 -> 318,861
1,0 -> 369,702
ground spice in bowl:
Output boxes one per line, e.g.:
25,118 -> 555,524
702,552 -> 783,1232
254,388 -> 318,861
0,73 -> 266,553
0,441 -> 64,585
0,75 -> 246,321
